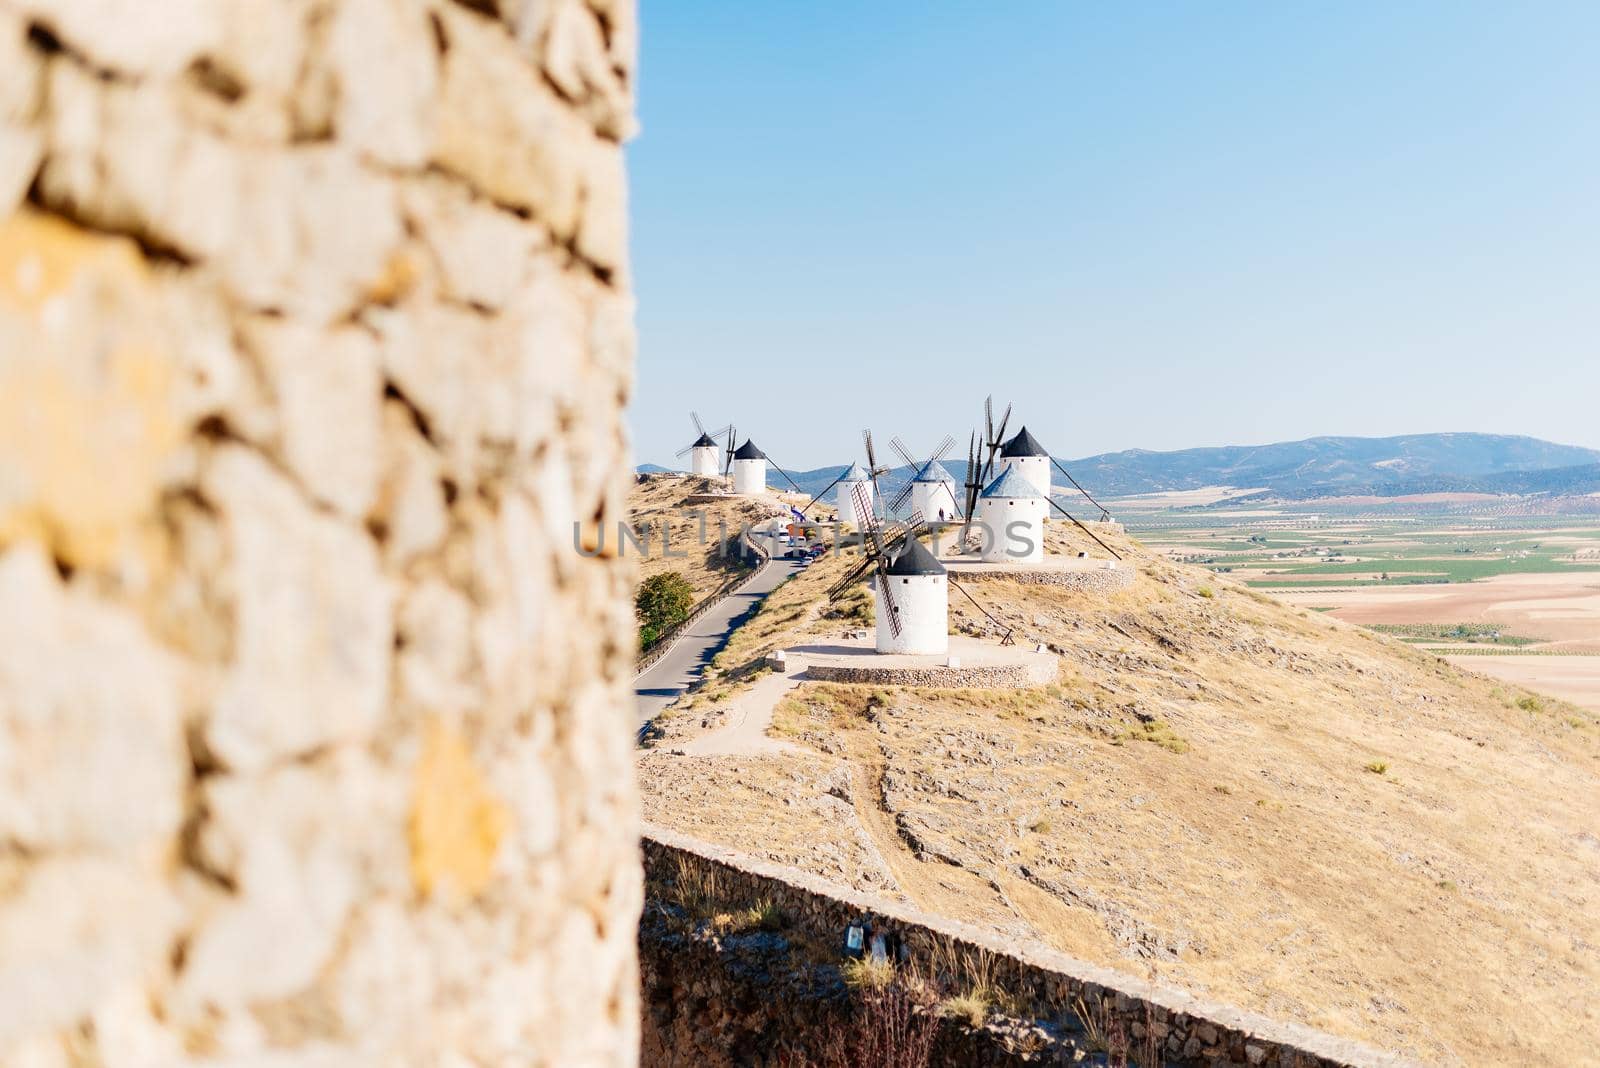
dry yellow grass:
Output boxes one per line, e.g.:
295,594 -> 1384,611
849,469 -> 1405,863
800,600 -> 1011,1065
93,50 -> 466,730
639,521 -> 1600,1066
626,475 -> 779,600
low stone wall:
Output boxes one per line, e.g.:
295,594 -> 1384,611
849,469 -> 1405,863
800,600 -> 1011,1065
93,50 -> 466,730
955,564 -> 1136,593
641,827 -> 1417,1068
803,658 -> 1057,689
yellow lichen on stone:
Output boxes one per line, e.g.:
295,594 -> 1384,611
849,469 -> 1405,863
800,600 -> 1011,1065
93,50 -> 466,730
409,718 -> 511,904
0,210 -> 179,568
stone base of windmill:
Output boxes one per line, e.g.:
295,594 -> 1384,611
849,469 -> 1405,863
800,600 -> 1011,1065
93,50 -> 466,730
777,636 -> 1057,689
939,553 -> 1136,594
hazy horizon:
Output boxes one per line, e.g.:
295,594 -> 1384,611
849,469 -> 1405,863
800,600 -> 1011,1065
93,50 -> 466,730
628,3 -> 1600,469
637,428 -> 1600,474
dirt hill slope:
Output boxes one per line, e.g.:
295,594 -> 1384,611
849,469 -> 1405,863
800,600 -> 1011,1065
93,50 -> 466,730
626,474 -> 790,599
638,521 -> 1600,1066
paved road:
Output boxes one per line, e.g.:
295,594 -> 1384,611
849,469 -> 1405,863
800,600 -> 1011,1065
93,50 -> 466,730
634,555 -> 806,728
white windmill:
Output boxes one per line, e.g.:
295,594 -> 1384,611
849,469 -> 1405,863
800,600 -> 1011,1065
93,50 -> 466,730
995,426 -> 1052,501
835,463 -> 873,526
729,438 -> 766,495
887,435 -> 961,523
975,466 -> 1048,563
674,412 -> 732,477
826,477 -> 1015,655
874,538 -> 948,655
961,396 -> 1123,561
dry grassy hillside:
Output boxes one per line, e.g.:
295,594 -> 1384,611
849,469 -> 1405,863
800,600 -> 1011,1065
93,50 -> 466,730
626,474 -> 789,599
639,522 -> 1600,1066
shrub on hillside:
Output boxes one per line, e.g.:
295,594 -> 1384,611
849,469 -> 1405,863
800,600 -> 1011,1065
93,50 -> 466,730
637,572 -> 695,650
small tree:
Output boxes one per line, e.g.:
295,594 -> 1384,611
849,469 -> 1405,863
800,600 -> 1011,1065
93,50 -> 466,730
637,572 -> 694,649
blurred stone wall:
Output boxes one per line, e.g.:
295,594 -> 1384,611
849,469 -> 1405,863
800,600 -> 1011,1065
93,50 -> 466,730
0,0 -> 640,1063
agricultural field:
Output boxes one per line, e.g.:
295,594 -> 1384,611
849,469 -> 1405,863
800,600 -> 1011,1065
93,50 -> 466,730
1118,495 -> 1600,711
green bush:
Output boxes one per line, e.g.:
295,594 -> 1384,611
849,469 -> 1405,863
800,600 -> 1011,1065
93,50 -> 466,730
637,572 -> 694,650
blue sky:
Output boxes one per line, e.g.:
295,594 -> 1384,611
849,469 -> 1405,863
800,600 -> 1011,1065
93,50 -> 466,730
627,3 -> 1600,470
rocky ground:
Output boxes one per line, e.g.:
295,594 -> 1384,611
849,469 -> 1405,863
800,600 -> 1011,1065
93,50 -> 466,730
638,519 -> 1600,1066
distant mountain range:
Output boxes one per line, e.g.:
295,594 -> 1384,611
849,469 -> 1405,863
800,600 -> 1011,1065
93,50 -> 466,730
1063,434 -> 1600,499
640,433 -> 1600,504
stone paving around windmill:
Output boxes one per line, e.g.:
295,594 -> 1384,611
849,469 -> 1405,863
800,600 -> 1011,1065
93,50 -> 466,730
672,636 -> 1057,759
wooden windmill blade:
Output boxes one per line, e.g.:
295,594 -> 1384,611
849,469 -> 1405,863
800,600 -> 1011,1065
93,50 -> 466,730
876,555 -> 903,637
827,555 -> 878,599
929,434 -> 957,464
888,479 -> 916,515
859,485 -> 904,637
991,404 -> 1012,447
863,429 -> 896,519
961,430 -> 982,519
722,427 -> 737,475
888,436 -> 918,470
1048,496 -> 1122,559
983,405 -> 1011,481
678,411 -> 706,457
855,481 -> 890,559
863,429 -> 891,479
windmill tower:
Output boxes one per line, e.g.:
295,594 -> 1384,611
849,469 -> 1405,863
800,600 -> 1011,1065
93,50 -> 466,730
795,430 -> 893,526
730,438 -> 767,495
907,460 -> 960,523
888,435 -> 960,523
961,397 -> 1122,560
675,412 -> 731,477
996,426 -> 1052,501
827,485 -> 1016,653
826,485 -> 946,655
976,466 -> 1048,563
836,463 -> 872,525
875,538 -> 948,655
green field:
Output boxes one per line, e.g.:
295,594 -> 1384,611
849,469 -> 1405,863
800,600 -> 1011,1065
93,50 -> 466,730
1125,504 -> 1600,588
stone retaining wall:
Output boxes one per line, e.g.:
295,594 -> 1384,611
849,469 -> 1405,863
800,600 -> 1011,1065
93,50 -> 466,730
804,657 -> 1057,689
0,2 -> 640,1063
956,564 -> 1136,593
641,827 -> 1417,1068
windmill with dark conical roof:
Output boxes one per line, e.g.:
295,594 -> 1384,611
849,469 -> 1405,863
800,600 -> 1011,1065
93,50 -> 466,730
959,396 -> 1122,560
874,537 -> 948,654
996,426 -> 1051,499
675,411 -> 732,477
825,486 -> 1015,653
730,437 -> 767,495
724,434 -> 810,502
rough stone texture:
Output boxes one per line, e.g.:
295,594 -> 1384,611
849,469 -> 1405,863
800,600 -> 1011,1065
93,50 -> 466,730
642,829 -> 1420,1068
951,562 -> 1136,593
0,0 -> 639,1063
802,658 -> 1058,689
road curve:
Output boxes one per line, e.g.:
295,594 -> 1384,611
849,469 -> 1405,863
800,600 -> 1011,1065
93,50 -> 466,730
634,555 -> 806,728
